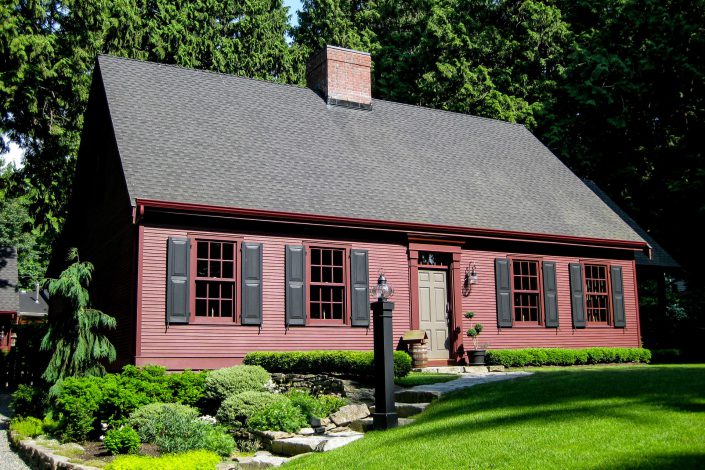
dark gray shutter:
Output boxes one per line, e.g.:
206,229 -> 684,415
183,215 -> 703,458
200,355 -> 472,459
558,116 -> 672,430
241,242 -> 263,326
495,258 -> 512,328
611,265 -> 626,328
167,237 -> 190,324
542,261 -> 559,328
285,245 -> 306,326
350,249 -> 370,327
569,263 -> 586,329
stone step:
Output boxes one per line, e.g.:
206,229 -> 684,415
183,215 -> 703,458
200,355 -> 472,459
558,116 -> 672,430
349,417 -> 415,433
369,402 -> 430,418
270,432 -> 364,457
394,389 -> 442,404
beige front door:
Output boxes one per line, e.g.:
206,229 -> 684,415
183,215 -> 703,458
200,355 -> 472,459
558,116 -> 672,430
418,270 -> 449,359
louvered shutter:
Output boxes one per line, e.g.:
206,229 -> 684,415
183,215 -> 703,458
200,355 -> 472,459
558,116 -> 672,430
350,250 -> 370,327
241,242 -> 263,326
611,265 -> 626,328
542,261 -> 559,328
569,263 -> 586,329
285,245 -> 306,326
495,258 -> 512,328
167,237 -> 190,324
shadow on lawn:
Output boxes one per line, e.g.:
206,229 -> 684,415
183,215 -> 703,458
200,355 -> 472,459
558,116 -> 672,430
589,453 -> 705,469
398,366 -> 705,449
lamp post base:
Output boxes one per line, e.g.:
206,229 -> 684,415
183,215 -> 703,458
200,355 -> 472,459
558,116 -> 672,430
372,412 -> 399,430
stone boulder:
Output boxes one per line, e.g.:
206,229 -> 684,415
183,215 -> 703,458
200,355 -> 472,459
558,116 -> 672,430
329,404 -> 370,426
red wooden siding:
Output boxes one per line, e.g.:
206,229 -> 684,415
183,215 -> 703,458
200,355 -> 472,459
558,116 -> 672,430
459,250 -> 640,350
138,226 -> 411,370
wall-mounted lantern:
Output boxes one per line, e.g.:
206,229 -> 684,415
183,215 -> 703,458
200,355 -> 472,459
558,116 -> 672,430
465,262 -> 478,285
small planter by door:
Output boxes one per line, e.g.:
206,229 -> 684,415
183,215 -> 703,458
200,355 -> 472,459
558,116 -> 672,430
467,350 -> 486,365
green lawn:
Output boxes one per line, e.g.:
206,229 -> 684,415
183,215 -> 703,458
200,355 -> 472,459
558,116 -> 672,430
285,365 -> 705,469
394,372 -> 458,388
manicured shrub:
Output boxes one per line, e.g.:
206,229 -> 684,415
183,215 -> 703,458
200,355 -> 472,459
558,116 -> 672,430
128,402 -> 199,442
243,350 -> 413,378
10,384 -> 47,418
485,347 -> 651,368
203,365 -> 271,403
216,392 -> 289,430
247,399 -> 308,433
10,417 -> 44,438
650,348 -> 683,364
103,426 -> 141,455
106,450 -> 220,470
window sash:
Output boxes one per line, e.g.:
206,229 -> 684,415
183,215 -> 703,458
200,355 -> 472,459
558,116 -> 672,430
189,236 -> 241,323
511,259 -> 542,324
583,263 -> 611,324
307,245 -> 349,324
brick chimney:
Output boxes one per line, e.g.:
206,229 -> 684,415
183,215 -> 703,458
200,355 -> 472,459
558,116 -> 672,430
306,45 -> 372,110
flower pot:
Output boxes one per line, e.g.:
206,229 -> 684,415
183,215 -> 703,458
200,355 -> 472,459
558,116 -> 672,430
467,349 -> 486,365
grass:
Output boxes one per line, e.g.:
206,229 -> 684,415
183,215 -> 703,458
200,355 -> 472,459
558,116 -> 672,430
285,365 -> 705,469
394,372 -> 458,388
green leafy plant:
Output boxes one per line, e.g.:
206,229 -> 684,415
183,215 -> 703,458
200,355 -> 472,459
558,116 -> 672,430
128,403 -> 199,443
40,249 -> 117,394
10,384 -> 47,418
216,392 -> 289,430
52,376 -> 103,441
243,350 -> 412,378
168,369 -> 208,407
464,311 -> 476,319
316,394 -> 347,417
466,323 -> 484,350
105,450 -> 221,470
203,365 -> 271,403
103,426 -> 141,455
10,417 -> 44,438
128,402 -> 233,456
285,390 -> 347,420
247,399 -> 307,433
485,348 -> 652,368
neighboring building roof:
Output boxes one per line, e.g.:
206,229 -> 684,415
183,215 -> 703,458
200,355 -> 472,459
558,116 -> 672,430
96,55 -> 644,244
0,247 -> 19,312
19,289 -> 49,317
583,181 -> 680,269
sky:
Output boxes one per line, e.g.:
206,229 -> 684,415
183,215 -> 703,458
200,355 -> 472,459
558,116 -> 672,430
1,0 -> 304,169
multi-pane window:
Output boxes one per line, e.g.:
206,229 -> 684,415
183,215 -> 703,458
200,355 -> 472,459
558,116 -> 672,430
585,264 -> 609,323
309,247 -> 346,321
194,240 -> 236,318
512,259 -> 541,323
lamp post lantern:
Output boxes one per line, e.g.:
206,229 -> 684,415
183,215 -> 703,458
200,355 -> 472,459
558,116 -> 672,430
372,272 -> 398,430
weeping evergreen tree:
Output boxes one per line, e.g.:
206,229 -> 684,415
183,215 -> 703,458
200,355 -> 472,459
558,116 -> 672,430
41,249 -> 116,392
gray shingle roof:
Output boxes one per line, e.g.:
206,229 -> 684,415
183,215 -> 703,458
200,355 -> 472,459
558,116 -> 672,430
584,181 -> 680,268
97,55 -> 644,243
0,247 -> 19,312
19,289 -> 49,317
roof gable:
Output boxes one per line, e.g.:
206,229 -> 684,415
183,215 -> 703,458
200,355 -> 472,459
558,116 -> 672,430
0,247 -> 19,312
96,55 -> 644,244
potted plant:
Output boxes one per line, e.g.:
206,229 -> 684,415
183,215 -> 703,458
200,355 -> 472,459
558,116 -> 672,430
466,323 -> 486,365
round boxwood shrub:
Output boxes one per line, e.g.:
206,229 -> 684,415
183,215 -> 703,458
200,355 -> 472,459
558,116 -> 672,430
204,365 -> 271,402
104,426 -> 141,455
216,392 -> 289,430
247,399 -> 307,433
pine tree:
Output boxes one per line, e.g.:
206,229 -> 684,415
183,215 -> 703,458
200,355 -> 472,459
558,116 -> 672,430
40,249 -> 117,393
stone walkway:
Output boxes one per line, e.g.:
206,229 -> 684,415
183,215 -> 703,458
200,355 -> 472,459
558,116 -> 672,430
0,394 -> 31,470
412,371 -> 532,395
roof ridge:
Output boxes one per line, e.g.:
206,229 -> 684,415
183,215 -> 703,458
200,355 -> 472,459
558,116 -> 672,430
97,54 -> 524,129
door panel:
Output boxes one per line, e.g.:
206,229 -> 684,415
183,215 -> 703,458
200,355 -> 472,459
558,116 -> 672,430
418,270 -> 449,359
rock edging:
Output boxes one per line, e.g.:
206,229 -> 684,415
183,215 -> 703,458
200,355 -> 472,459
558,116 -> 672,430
8,430 -> 100,470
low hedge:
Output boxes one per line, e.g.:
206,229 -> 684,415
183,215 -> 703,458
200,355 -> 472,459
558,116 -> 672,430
485,347 -> 651,368
243,350 -> 412,378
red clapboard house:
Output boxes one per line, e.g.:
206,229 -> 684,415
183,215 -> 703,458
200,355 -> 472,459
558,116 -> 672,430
53,46 -> 662,370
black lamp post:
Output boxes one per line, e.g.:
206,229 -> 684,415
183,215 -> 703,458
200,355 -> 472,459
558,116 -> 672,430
372,272 -> 398,430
